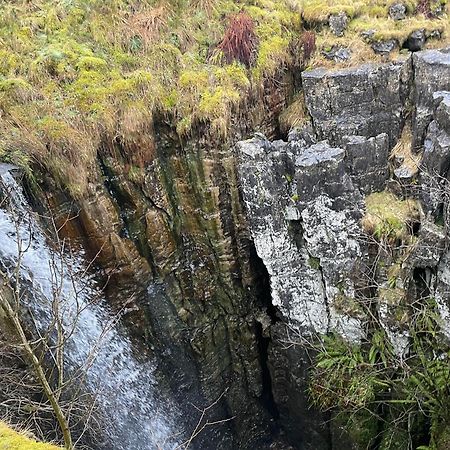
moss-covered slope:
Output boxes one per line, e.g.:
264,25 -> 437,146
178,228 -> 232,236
0,422 -> 61,450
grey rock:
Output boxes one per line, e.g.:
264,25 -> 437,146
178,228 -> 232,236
412,49 -> 450,148
407,220 -> 446,268
419,94 -> 450,215
329,12 -> 348,37
361,29 -> 376,40
428,29 -> 442,40
237,136 -> 366,342
302,58 -> 411,146
342,134 -> 390,193
323,46 -> 351,62
394,165 -> 416,181
389,3 -> 407,20
288,123 -> 317,146
406,29 -> 426,52
371,39 -> 398,55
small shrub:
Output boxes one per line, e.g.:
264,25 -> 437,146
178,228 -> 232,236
216,11 -> 258,68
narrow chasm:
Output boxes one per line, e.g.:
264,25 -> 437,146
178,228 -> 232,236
248,243 -> 281,437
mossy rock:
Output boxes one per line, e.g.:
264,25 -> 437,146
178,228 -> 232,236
0,422 -> 61,449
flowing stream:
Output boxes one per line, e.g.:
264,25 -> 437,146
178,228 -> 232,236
0,164 -> 181,449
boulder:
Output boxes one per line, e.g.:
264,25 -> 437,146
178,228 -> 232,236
371,39 -> 398,55
389,3 -> 407,20
323,46 -> 351,62
406,29 -> 426,52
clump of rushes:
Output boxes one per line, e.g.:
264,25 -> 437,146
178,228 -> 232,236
216,11 -> 259,67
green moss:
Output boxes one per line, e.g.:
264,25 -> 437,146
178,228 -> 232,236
0,422 -> 61,449
308,256 -> 321,269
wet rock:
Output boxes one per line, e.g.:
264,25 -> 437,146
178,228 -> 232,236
389,3 -> 407,20
302,58 -> 411,146
371,39 -> 398,55
329,12 -> 348,37
323,46 -> 351,62
406,29 -> 426,52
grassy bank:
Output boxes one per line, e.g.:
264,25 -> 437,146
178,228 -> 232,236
0,422 -> 61,449
0,0 -> 448,197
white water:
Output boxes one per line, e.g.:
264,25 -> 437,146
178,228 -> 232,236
0,165 -> 180,449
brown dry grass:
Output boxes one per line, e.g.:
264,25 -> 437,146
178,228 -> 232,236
216,11 -> 259,67
390,123 -> 422,176
124,6 -> 169,48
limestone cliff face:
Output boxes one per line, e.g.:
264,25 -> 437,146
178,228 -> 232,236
16,48 -> 450,449
237,48 -> 450,448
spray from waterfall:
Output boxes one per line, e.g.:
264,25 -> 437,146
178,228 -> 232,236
0,164 -> 181,449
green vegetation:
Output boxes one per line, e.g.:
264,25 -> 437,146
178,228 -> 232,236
0,0 -> 301,196
310,300 -> 450,449
362,191 -> 421,242
0,0 -> 449,197
0,422 -> 61,449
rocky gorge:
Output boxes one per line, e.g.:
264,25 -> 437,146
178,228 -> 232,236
1,19 -> 450,450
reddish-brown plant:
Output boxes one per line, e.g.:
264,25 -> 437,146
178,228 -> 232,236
216,11 -> 258,67
301,31 -> 316,61
416,0 -> 433,18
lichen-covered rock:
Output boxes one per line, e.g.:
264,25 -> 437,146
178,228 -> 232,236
302,58 -> 411,146
419,92 -> 450,215
237,136 -> 367,341
372,39 -> 398,55
413,49 -> 450,148
323,46 -> 351,62
389,3 -> 407,20
328,12 -> 348,37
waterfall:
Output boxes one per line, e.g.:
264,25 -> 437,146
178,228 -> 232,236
0,164 -> 181,449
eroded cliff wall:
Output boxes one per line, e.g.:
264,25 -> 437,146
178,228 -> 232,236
237,48 -> 450,449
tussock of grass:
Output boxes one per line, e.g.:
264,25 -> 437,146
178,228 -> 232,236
350,14 -> 446,44
362,191 -> 421,242
279,94 -> 309,133
0,422 -> 61,449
